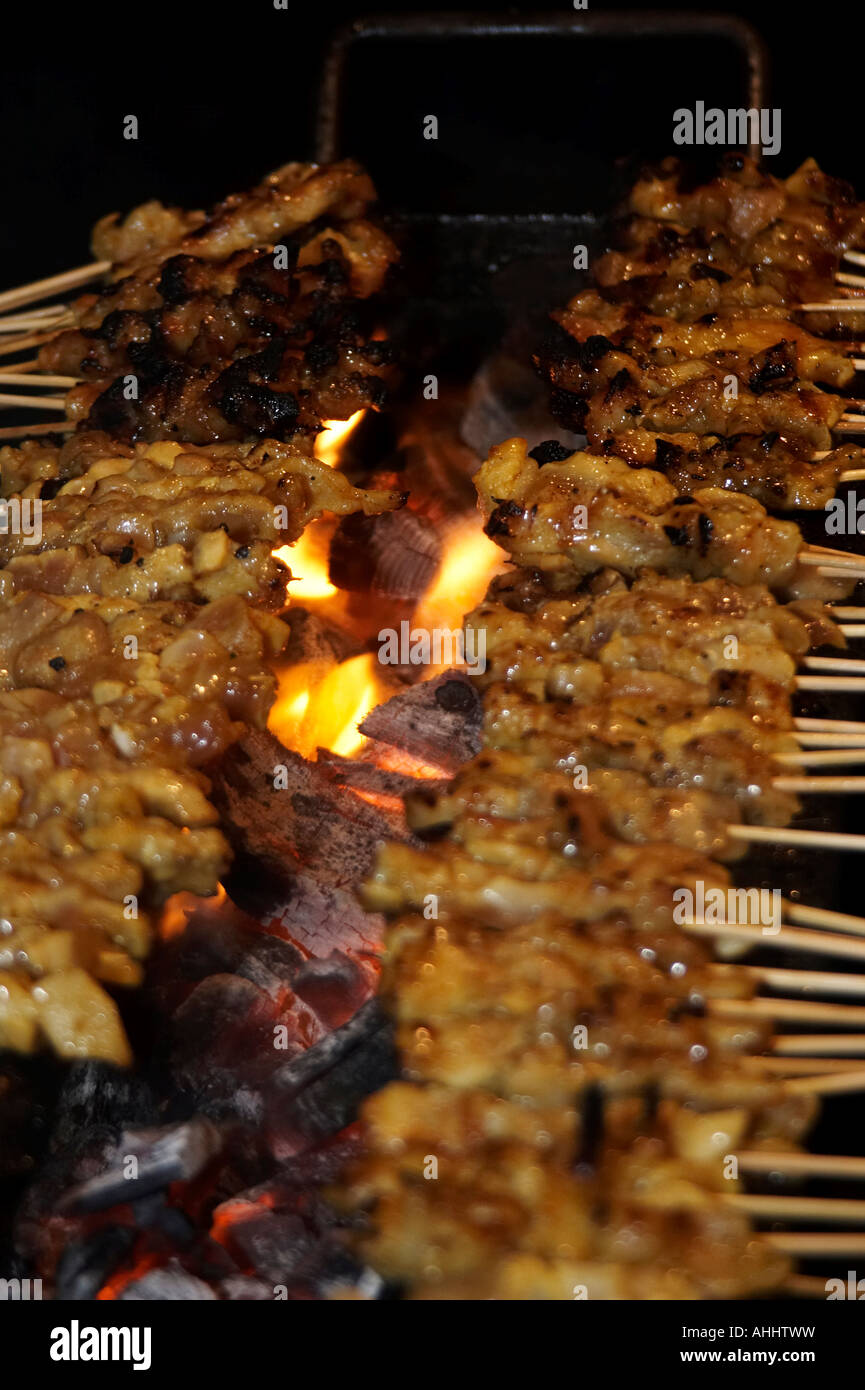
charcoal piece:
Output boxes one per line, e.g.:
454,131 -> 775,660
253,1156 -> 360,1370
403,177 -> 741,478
329,508 -> 440,600
235,934 -> 305,998
58,1118 -> 223,1214
359,671 -> 482,774
54,1227 -> 136,1301
319,749 -> 449,803
282,607 -> 360,667
118,1261 -> 217,1300
291,951 -> 369,1028
218,1275 -> 275,1301
271,1000 -> 396,1146
49,1063 -> 158,1157
212,730 -> 402,900
264,873 -> 385,963
223,1212 -> 314,1285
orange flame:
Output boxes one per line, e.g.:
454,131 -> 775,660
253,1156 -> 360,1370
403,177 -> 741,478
160,883 -> 227,940
270,652 -> 390,760
273,523 -> 337,602
314,410 -> 366,468
413,514 -> 504,673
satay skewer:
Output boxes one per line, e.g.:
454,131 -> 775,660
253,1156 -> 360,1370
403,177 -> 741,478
0,259 -> 110,316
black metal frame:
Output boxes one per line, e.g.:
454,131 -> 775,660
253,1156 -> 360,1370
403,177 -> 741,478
315,9 -> 769,164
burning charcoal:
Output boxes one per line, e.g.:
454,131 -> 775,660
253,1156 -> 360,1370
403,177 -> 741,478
49,1063 -> 158,1156
58,1118 -> 223,1214
282,608 -> 360,667
270,1000 -> 396,1150
218,1275 -> 275,1300
54,1227 -> 136,1301
235,934 -> 304,999
329,509 -> 440,600
118,1260 -> 217,1300
359,671 -> 482,774
221,1212 -> 314,1285
212,732 -> 401,901
291,951 -> 369,1029
320,750 -> 449,804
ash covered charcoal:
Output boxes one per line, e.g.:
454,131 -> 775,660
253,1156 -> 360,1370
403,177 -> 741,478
269,1000 -> 396,1153
359,671 -> 482,774
118,1260 -> 218,1301
54,1227 -> 137,1301
58,1117 -> 223,1214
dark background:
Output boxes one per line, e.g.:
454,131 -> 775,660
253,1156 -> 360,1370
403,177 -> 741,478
0,0 -> 862,282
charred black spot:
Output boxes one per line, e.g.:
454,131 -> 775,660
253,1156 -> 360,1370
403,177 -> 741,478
749,342 -> 796,395
655,439 -> 683,471
485,501 -> 524,538
698,512 -> 714,553
529,440 -> 573,465
157,256 -> 200,306
575,1083 -> 604,1172
691,262 -> 730,284
117,546 -> 134,565
663,524 -> 690,547
48,656 -> 66,671
435,680 -> 476,714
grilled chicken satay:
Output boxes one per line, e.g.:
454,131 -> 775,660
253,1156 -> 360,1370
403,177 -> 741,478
92,160 -> 379,273
626,156 -> 865,264
554,290 -> 857,388
38,161 -> 398,445
0,438 -> 402,607
410,749 -> 742,862
342,1104 -> 795,1300
542,340 -> 845,451
0,431 -> 401,1062
468,567 -> 842,700
476,439 -> 854,601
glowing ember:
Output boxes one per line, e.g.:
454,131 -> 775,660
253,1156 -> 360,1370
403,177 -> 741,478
160,883 -> 227,940
314,410 -> 366,468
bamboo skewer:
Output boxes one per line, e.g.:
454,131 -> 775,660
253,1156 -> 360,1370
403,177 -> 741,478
0,372 -> 79,388
799,550 -> 865,573
739,1150 -> 865,1179
794,733 -> 865,747
0,394 -> 67,412
708,998 -> 865,1027
683,919 -> 865,962
773,775 -> 865,792
0,260 -> 109,315
0,330 -> 61,359
779,750 -> 865,767
795,716 -> 865,733
799,301 -> 865,312
729,825 -> 865,852
741,1056 -> 865,1076
774,1036 -> 865,1057
796,676 -> 865,692
837,273 -> 865,290
764,1233 -> 865,1255
729,1194 -> 865,1223
785,1069 -> 865,1095
0,420 -> 75,440
783,900 -> 865,935
744,966 -> 865,999
844,251 -> 865,269
0,311 -> 73,334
